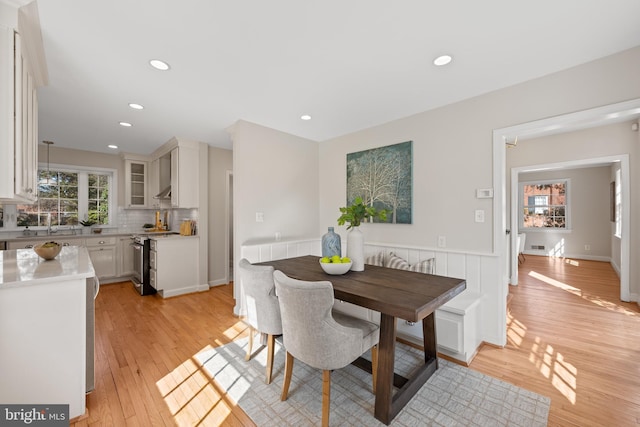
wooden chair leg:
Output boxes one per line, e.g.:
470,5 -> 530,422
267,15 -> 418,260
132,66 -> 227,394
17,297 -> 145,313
322,370 -> 331,427
266,334 -> 275,384
370,345 -> 378,394
245,326 -> 254,361
281,351 -> 294,401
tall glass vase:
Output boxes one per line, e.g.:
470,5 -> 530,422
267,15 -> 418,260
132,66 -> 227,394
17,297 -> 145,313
321,227 -> 341,258
347,227 -> 364,271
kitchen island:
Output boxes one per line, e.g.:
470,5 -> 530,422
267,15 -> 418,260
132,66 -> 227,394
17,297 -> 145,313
0,246 -> 97,420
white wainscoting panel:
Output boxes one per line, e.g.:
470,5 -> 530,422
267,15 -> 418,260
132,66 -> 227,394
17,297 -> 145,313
240,239 -> 500,364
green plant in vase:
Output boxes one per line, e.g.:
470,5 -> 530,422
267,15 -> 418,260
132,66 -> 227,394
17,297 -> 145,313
337,197 -> 387,229
337,197 -> 387,271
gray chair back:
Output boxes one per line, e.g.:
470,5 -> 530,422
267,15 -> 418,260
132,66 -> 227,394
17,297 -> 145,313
238,258 -> 282,336
273,270 -> 377,371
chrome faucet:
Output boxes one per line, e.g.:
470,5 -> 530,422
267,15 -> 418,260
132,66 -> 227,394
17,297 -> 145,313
47,213 -> 57,235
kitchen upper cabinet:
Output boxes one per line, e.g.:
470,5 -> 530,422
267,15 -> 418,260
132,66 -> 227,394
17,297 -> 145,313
148,157 -> 160,209
0,3 -> 47,204
123,156 -> 148,208
170,146 -> 199,208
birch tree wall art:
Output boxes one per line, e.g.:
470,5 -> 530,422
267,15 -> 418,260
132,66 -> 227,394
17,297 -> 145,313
346,141 -> 412,224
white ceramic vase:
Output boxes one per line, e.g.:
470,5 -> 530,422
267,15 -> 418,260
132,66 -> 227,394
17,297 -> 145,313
347,227 -> 365,271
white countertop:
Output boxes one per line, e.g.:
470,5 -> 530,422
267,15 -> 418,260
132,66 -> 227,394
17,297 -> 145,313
0,246 -> 96,289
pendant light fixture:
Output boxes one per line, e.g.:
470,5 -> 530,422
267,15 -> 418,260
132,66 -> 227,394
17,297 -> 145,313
42,140 -> 54,183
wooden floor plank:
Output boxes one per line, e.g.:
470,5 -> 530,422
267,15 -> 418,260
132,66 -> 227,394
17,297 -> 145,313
470,255 -> 640,427
73,257 -> 640,426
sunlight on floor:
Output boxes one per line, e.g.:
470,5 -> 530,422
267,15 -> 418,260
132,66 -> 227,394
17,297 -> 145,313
506,310 -> 527,347
546,238 -> 565,258
530,337 -> 577,404
155,322 -> 252,426
529,270 -> 638,316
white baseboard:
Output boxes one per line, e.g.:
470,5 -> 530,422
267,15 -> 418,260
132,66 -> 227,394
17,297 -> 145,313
208,278 -> 228,287
523,251 -> 611,263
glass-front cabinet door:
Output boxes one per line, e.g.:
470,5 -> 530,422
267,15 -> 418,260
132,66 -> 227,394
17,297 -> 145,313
124,159 -> 147,208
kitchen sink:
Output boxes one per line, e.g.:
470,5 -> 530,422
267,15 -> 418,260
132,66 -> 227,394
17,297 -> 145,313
17,230 -> 81,238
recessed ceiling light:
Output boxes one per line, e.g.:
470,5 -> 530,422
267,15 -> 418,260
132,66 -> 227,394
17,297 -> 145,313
128,103 -> 144,110
119,122 -> 132,127
107,144 -> 118,149
301,114 -> 312,121
149,59 -> 170,71
433,55 -> 453,66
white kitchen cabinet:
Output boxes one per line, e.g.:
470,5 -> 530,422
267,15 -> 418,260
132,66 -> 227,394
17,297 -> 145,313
117,236 -> 135,278
0,246 -> 94,420
8,237 -> 84,250
148,157 -> 161,209
124,158 -> 148,208
86,236 -> 117,279
170,146 -> 199,208
0,6 -> 47,203
149,236 -> 199,297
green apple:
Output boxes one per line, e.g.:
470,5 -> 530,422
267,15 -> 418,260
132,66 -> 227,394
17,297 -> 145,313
331,255 -> 341,263
341,257 -> 351,263
320,257 -> 330,263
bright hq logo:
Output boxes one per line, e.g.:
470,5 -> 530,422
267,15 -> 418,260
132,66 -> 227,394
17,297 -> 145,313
1,405 -> 68,425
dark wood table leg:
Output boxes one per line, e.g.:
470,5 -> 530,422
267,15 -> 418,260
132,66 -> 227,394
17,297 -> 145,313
374,313 -> 396,424
422,312 -> 438,367
373,312 -> 440,425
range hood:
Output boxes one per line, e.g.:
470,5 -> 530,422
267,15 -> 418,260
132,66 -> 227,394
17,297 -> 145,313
154,185 -> 171,199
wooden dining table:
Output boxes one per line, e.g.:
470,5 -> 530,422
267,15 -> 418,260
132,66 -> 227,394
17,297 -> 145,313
258,255 -> 467,425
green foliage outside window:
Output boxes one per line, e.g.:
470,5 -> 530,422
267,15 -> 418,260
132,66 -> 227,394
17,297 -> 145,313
16,169 -> 111,227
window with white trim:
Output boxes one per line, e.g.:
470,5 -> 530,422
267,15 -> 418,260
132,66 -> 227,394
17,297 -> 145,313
520,180 -> 569,229
15,166 -> 114,227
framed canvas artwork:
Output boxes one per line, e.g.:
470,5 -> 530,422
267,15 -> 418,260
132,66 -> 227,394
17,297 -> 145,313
346,141 -> 412,224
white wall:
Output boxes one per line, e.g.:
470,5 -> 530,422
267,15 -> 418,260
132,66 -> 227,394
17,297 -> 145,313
315,46 -> 640,344
232,46 -> 640,344
37,145 -> 125,205
506,121 -> 638,295
231,119 -> 320,283
207,146 -> 233,285
517,166 -> 612,260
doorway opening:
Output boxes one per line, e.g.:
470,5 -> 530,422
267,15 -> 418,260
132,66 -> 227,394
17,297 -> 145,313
492,97 -> 640,346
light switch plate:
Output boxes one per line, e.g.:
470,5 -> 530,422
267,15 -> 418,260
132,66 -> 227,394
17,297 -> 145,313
476,188 -> 494,198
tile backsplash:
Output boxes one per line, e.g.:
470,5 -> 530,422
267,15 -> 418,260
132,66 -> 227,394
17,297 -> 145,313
118,207 -> 198,233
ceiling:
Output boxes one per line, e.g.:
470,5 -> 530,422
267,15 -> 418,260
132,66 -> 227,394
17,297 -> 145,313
30,0 -> 640,155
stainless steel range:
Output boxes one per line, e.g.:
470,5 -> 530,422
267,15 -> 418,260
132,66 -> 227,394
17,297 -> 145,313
131,235 -> 156,295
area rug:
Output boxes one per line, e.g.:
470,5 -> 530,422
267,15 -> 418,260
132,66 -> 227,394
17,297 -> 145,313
195,338 -> 550,426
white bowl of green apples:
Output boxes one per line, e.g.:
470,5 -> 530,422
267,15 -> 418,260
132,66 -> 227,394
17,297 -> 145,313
319,255 -> 352,275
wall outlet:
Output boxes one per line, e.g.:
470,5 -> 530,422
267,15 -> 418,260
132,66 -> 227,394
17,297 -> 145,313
475,209 -> 485,223
438,236 -> 446,248
255,212 -> 264,223
585,244 -> 591,251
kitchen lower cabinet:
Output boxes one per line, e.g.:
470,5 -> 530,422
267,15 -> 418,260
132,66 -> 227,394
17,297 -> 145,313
149,236 -> 199,298
117,236 -> 135,278
86,236 -> 117,279
8,237 -> 83,250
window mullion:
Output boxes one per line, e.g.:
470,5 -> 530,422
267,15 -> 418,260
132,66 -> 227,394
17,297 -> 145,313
78,172 -> 89,222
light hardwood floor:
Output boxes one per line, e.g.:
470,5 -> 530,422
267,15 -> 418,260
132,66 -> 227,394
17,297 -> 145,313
73,256 -> 639,426
471,255 -> 640,426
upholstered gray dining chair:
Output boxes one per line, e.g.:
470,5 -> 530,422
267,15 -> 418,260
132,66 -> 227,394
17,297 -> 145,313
238,258 -> 282,384
273,270 -> 379,427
